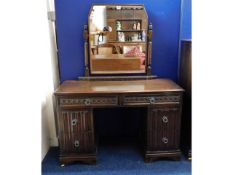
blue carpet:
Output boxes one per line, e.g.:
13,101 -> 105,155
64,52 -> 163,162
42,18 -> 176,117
42,144 -> 191,175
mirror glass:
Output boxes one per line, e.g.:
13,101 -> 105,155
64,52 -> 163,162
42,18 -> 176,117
89,5 -> 148,74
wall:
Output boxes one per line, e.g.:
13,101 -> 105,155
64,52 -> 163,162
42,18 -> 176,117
55,0 -> 182,82
0,0 -> 59,170
41,0 -> 60,160
91,6 -> 107,32
180,0 -> 192,39
41,96 -> 54,160
178,0 -> 191,78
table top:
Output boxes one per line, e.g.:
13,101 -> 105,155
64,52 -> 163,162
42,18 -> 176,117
54,79 -> 184,95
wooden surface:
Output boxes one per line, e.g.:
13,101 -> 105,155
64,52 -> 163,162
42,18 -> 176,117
55,79 -> 184,95
179,40 -> 191,97
79,75 -> 157,81
55,78 -> 184,164
179,40 -> 192,159
91,54 -> 142,72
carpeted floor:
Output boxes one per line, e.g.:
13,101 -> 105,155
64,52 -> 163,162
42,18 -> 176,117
42,143 -> 191,175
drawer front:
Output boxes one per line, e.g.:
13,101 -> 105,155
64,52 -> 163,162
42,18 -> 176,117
59,110 -> 93,134
123,94 -> 180,106
147,107 -> 181,150
59,96 -> 118,107
59,132 -> 95,154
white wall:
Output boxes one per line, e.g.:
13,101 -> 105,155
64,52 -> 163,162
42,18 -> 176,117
0,0 -> 59,174
90,6 -> 107,32
41,0 -> 60,160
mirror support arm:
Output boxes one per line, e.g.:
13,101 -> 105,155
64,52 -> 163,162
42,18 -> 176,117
147,23 -> 153,76
84,25 -> 90,77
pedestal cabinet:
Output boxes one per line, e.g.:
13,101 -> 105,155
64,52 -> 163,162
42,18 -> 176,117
57,109 -> 96,164
145,105 -> 182,161
54,79 -> 184,165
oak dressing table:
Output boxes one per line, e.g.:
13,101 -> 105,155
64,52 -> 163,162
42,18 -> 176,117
54,4 -> 184,165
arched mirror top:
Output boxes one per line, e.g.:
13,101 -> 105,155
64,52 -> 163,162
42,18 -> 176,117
84,4 -> 153,78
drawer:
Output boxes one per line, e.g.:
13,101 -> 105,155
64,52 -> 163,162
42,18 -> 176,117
123,94 -> 180,106
59,96 -> 118,107
147,107 -> 181,150
59,110 -> 94,134
59,132 -> 95,154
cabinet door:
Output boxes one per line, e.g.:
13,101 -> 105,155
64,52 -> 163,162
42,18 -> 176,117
59,110 -> 93,134
58,110 -> 95,154
59,132 -> 95,154
147,106 -> 181,151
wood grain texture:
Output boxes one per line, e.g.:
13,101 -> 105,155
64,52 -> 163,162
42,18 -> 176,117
57,109 -> 96,164
91,55 -> 142,72
54,79 -> 184,95
147,105 -> 181,150
84,25 -> 90,76
54,79 -> 184,164
145,103 -> 182,161
58,110 -> 95,153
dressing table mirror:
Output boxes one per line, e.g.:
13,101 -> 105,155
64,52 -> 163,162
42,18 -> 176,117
82,4 -> 154,78
54,4 -> 184,166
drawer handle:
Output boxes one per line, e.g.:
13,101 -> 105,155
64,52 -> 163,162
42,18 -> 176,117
149,97 -> 156,104
162,116 -> 168,123
74,140 -> 79,148
162,137 -> 168,144
84,98 -> 91,105
71,119 -> 78,126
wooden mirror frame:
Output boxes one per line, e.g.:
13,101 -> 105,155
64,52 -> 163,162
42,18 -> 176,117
81,4 -> 154,80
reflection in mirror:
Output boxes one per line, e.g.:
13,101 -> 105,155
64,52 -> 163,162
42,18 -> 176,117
89,5 -> 148,74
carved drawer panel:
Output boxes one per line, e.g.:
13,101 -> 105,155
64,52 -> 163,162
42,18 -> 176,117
147,107 -> 181,151
59,110 -> 93,134
59,96 -> 118,107
123,94 -> 180,106
59,132 -> 95,154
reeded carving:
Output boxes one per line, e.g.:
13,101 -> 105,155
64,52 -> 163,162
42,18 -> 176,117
124,95 -> 180,104
60,96 -> 118,106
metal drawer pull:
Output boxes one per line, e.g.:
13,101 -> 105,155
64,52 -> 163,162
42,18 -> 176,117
149,97 -> 156,104
74,140 -> 79,148
84,98 -> 91,105
71,119 -> 78,126
162,116 -> 168,123
162,137 -> 168,144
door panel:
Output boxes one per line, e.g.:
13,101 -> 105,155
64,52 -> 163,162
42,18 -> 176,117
58,109 -> 95,154
59,132 -> 95,154
59,110 -> 93,134
147,106 -> 180,150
